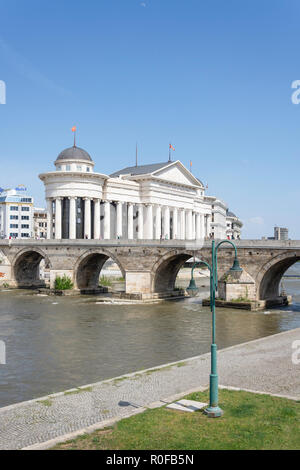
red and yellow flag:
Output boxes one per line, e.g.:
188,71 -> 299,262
169,144 -> 175,151
71,126 -> 76,132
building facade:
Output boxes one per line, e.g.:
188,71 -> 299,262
0,187 -> 34,239
33,207 -> 48,239
274,226 -> 288,241
226,210 -> 243,240
39,145 -> 242,241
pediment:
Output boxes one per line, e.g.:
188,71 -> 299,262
152,161 -> 202,187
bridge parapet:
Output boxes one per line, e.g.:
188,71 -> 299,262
0,239 -> 299,301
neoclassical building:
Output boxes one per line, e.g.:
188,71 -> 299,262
39,145 -> 242,240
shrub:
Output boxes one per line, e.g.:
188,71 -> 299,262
54,275 -> 73,290
99,276 -> 112,287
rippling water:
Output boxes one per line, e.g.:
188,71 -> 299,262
0,264 -> 300,407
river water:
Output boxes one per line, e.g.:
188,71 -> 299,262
1,264 -> 300,407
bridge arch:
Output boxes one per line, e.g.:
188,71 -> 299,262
12,247 -> 51,288
74,248 -> 125,290
257,251 -> 300,300
151,250 -> 210,293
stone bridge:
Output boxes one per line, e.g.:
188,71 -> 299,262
0,239 -> 300,301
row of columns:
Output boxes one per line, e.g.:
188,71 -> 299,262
47,198 -> 210,240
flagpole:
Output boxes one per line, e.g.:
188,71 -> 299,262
169,143 -> 171,162
136,142 -> 138,167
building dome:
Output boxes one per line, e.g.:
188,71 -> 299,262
56,146 -> 92,162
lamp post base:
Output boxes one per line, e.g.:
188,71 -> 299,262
204,406 -> 223,418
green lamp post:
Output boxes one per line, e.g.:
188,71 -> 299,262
186,239 -> 242,418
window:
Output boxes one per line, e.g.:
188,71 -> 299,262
10,224 -> 18,228
66,164 -> 71,171
10,206 -> 18,211
39,222 -> 44,227
21,216 -> 29,220
21,198 -> 32,203
21,224 -> 29,229
21,207 -> 30,212
21,233 -> 29,238
10,233 -> 18,238
77,165 -> 82,171
10,215 -> 18,220
86,167 -> 90,172
57,165 -> 61,171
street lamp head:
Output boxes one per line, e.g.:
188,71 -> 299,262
186,278 -> 199,297
229,256 -> 243,272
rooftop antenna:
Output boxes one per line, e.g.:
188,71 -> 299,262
136,142 -> 138,167
71,126 -> 76,147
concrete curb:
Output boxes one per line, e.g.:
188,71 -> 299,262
1,327 -> 298,451
2,327 -> 299,415
22,382 -> 299,451
22,386 -> 207,450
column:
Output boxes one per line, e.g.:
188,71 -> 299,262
137,204 -> 144,239
180,209 -> 185,240
206,214 -> 211,237
155,205 -> 161,239
116,201 -> 123,239
186,209 -> 193,240
192,212 -> 196,239
163,206 -> 170,240
127,203 -> 134,239
104,201 -> 111,239
84,198 -> 91,239
144,204 -> 153,239
46,198 -> 53,239
54,198 -> 62,240
172,208 -> 178,239
196,213 -> 201,239
69,197 -> 77,240
200,214 -> 205,239
94,199 -> 101,239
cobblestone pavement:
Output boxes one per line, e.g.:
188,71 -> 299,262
0,328 -> 299,450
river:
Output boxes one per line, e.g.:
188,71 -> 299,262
0,264 -> 300,407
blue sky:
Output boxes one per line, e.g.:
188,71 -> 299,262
1,0 -> 300,238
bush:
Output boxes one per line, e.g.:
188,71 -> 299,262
54,275 -> 73,290
99,276 -> 112,287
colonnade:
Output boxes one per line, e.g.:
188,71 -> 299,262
47,198 -> 210,240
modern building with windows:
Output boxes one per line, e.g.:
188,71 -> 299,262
39,144 -> 242,241
0,186 -> 34,239
274,226 -> 288,241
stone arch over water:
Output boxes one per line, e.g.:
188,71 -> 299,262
257,251 -> 300,300
151,249 -> 208,293
75,248 -> 125,290
12,248 -> 51,288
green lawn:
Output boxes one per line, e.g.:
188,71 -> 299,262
53,389 -> 300,450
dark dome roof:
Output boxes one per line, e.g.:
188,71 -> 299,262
227,210 -> 236,217
56,146 -> 92,162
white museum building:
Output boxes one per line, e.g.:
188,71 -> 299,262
39,145 -> 242,241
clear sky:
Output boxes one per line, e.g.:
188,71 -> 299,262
1,0 -> 300,239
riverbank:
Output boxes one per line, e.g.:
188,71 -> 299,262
0,327 -> 298,450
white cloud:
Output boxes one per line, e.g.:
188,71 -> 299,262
140,2 -> 147,7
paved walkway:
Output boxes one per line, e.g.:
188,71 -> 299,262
0,328 -> 299,450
